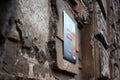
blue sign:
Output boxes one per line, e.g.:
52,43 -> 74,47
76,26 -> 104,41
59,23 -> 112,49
63,11 -> 76,64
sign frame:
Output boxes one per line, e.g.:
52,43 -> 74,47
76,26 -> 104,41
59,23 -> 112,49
63,11 -> 77,64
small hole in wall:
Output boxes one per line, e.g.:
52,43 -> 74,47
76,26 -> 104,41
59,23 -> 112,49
0,34 -> 5,45
67,0 -> 77,7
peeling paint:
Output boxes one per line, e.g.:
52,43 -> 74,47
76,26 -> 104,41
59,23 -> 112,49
99,43 -> 110,78
28,63 -> 35,78
23,53 -> 39,64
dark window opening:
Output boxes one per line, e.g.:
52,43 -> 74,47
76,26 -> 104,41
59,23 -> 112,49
95,33 -> 109,49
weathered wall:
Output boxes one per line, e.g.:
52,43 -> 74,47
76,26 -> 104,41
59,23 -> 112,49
0,0 -> 119,80
0,0 -> 80,80
17,0 -> 49,51
108,0 -> 120,80
0,0 -> 56,79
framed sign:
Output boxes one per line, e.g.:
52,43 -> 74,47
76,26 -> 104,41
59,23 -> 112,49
63,11 -> 76,64
53,0 -> 79,74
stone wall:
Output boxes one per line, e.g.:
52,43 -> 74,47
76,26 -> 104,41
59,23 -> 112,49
0,0 -> 56,79
0,0 -> 119,80
0,0 -> 80,80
